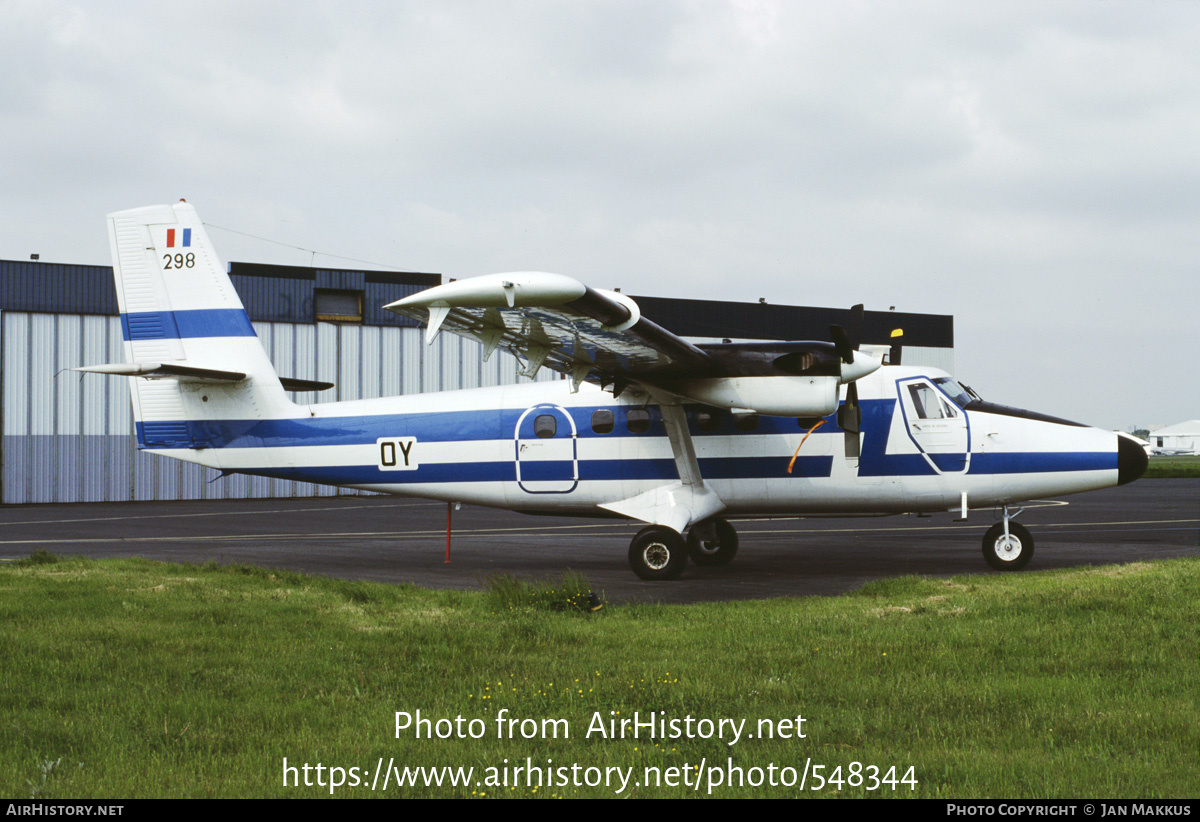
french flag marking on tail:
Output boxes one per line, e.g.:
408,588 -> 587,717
165,228 -> 192,248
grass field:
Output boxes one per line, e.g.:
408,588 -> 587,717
1,553 -> 1197,799
1144,455 -> 1200,478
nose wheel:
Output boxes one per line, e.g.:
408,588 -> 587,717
982,516 -> 1034,571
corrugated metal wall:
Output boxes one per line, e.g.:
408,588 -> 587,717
0,311 -> 552,504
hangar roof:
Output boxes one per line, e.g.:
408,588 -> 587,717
1149,420 -> 1200,436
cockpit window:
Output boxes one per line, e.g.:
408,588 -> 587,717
908,383 -> 945,419
932,377 -> 974,408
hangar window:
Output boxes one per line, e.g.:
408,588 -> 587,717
591,409 -> 615,434
534,415 -> 557,438
627,408 -> 652,434
315,289 -> 363,323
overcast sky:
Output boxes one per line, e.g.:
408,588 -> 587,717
2,1 -> 1197,430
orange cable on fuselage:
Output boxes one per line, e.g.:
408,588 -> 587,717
787,419 -> 827,474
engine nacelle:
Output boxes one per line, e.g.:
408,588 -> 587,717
675,376 -> 841,417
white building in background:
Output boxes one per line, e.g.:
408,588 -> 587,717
1146,421 -> 1200,455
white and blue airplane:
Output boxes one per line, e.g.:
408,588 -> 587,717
80,202 -> 1148,580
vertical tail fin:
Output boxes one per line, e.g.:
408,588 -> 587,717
104,202 -> 295,448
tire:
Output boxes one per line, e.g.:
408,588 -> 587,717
687,518 -> 739,567
629,526 -> 688,581
982,521 -> 1034,571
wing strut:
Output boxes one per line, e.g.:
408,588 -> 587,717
599,401 -> 725,533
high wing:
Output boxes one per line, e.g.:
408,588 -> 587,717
388,270 -> 884,534
385,271 -> 880,416
386,271 -> 711,391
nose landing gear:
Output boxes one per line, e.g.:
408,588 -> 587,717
982,505 -> 1034,571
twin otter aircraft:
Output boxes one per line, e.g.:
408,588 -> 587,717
83,202 -> 1147,580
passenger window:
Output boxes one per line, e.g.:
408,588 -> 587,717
735,414 -> 760,432
627,408 -> 651,434
534,414 -> 557,438
591,409 -> 615,434
696,411 -> 722,433
907,384 -> 944,420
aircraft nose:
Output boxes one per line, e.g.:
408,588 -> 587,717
1117,434 -> 1148,486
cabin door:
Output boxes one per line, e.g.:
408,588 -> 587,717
514,404 -> 579,494
896,377 -> 970,474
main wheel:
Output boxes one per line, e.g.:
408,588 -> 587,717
982,521 -> 1034,571
686,518 -> 739,567
629,526 -> 688,581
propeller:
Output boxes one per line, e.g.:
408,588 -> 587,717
831,305 -> 865,459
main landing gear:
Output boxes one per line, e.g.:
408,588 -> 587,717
982,505 -> 1034,571
628,518 -> 739,580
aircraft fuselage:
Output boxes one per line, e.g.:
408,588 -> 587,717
146,364 -> 1132,521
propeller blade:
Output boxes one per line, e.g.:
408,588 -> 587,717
830,304 -> 864,365
830,325 -> 854,364
840,381 -> 861,433
840,381 -> 862,458
847,303 -> 864,349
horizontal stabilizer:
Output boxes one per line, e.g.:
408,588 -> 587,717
279,377 -> 335,392
77,363 -> 333,392
76,362 -> 246,383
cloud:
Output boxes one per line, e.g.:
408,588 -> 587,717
1,0 -> 1196,427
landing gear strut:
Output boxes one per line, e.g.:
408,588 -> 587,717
982,505 -> 1034,571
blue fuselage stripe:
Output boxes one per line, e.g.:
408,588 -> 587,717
136,404 -> 848,449
135,397 -> 1114,487
234,456 -> 840,486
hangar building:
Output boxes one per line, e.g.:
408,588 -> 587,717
1147,421 -> 1200,455
0,258 -> 954,504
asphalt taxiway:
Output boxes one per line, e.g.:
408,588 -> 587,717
1,479 -> 1196,603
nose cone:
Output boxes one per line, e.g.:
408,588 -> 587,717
1117,434 -> 1148,485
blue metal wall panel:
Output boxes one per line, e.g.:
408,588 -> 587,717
0,261 -> 118,315
2,311 -> 591,503
365,282 -> 426,327
315,269 -> 365,291
2,435 -> 23,504
230,274 -> 314,323
80,436 -> 106,502
3,261 -> 438,327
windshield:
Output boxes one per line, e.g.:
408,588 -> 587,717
932,377 -> 977,408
